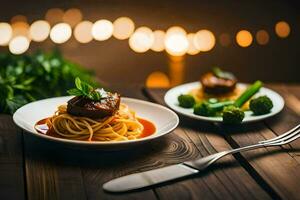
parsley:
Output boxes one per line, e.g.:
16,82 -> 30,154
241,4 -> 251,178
67,77 -> 102,101
0,50 -> 98,114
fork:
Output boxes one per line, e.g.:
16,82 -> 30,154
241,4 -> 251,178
184,124 -> 300,170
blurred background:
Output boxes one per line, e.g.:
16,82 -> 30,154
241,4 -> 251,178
0,0 -> 299,88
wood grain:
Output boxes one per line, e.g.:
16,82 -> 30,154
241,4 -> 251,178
0,115 -> 25,200
144,88 -> 270,200
23,135 -> 87,200
1,84 -> 299,200
220,123 -> 300,200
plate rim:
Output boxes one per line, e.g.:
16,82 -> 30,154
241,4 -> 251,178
13,97 -> 179,146
164,81 -> 285,123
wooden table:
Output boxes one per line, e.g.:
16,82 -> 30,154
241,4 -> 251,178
0,83 -> 299,200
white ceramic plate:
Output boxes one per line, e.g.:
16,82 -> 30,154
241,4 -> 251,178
164,82 -> 284,123
13,97 -> 179,148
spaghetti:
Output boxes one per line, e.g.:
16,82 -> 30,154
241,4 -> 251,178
46,103 -> 145,141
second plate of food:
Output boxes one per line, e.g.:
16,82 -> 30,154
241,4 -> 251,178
164,81 -> 284,124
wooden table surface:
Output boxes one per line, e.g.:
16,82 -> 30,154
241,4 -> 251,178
0,83 -> 299,200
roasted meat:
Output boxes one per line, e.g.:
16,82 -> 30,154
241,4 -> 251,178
200,72 -> 237,94
67,91 -> 121,118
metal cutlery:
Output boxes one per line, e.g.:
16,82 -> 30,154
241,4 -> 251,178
103,123 -> 300,193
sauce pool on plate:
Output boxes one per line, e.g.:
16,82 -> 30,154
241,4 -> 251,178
35,117 -> 156,141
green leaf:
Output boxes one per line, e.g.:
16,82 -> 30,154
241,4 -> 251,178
90,91 -> 101,101
13,84 -> 31,90
6,95 -> 28,113
67,88 -> 83,96
75,77 -> 82,90
6,85 -> 14,99
81,82 -> 93,95
22,77 -> 35,85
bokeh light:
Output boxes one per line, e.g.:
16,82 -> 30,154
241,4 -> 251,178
11,21 -> 30,38
256,30 -> 269,45
0,23 -> 12,46
9,36 -> 30,54
219,33 -> 231,47
187,33 -> 200,55
29,20 -> 50,42
74,21 -> 93,43
236,30 -> 253,47
194,29 -> 215,52
146,71 -> 170,88
92,19 -> 114,41
113,17 -> 135,40
11,15 -> 27,23
45,8 -> 64,25
166,26 -> 186,36
165,27 -> 188,56
50,23 -> 72,44
63,8 -> 82,28
151,30 -> 165,52
129,27 -> 154,53
275,21 -> 290,38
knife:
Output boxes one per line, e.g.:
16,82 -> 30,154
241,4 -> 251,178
102,153 -> 225,193
103,162 -> 200,193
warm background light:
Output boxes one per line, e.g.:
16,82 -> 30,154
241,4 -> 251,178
0,23 -> 12,46
74,21 -> 93,43
194,29 -> 215,52
11,22 -> 30,38
92,20 -> 114,41
166,26 -> 186,36
113,17 -> 135,40
45,8 -> 64,25
146,71 -> 170,88
236,30 -> 253,47
151,30 -> 165,52
29,20 -> 50,42
50,23 -> 72,44
129,26 -> 154,53
165,26 -> 188,56
63,8 -> 82,28
11,15 -> 27,24
219,33 -> 231,47
256,30 -> 269,45
275,21 -> 290,38
9,36 -> 30,54
187,33 -> 200,55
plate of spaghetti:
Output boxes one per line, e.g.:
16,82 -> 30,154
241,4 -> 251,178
13,78 -> 179,148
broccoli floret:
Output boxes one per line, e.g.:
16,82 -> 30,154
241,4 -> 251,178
250,95 -> 273,115
194,102 -> 214,116
194,100 -> 234,116
178,94 -> 196,108
222,105 -> 245,124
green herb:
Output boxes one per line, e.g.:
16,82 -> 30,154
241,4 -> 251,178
0,50 -> 98,114
67,77 -> 102,101
212,67 -> 235,80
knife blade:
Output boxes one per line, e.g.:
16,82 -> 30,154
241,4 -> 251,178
103,164 -> 199,193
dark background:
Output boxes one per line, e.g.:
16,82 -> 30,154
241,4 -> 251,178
0,0 -> 299,85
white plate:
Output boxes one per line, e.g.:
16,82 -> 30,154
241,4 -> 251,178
13,97 -> 179,148
164,82 -> 284,123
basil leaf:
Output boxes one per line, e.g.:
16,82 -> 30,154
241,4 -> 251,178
90,91 -> 101,101
212,67 -> 235,80
81,81 -> 93,95
67,88 -> 83,96
75,77 -> 82,90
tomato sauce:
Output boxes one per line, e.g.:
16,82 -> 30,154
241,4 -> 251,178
138,118 -> 156,138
